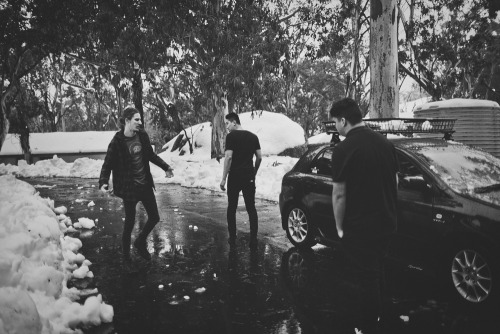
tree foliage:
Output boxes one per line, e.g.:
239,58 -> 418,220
0,0 -> 97,148
399,0 -> 500,102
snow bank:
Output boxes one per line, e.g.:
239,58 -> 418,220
0,175 -> 113,333
0,112 -> 306,202
162,111 -> 305,158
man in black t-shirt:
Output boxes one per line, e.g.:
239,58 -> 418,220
330,98 -> 398,333
220,112 -> 262,249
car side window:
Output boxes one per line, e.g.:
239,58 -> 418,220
397,153 -> 429,193
309,148 -> 333,176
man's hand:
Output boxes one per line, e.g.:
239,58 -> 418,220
165,168 -> 174,178
100,184 -> 110,193
220,179 -> 226,191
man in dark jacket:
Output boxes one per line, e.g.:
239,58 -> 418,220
99,106 -> 173,262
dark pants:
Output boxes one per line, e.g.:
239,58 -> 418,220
340,235 -> 391,334
122,185 -> 160,257
226,173 -> 258,240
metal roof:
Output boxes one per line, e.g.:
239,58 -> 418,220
414,99 -> 500,158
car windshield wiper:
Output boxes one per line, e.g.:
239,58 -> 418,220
474,183 -> 500,194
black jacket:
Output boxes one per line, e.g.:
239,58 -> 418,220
99,129 -> 171,201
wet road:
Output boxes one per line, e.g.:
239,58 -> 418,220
27,178 -> 500,334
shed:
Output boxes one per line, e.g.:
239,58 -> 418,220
0,131 -> 117,165
414,99 -> 500,158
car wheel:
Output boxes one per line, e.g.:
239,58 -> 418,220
285,206 -> 317,248
449,247 -> 497,305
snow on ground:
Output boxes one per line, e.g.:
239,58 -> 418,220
0,111 -> 306,332
0,111 -> 304,202
0,175 -> 113,334
0,101 -> 464,332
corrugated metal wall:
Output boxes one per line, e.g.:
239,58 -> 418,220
414,100 -> 500,158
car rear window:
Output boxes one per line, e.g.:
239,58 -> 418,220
413,143 -> 500,205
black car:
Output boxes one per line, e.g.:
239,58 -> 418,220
278,118 -> 500,307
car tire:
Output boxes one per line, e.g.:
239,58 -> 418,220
284,205 -> 317,248
445,245 -> 499,307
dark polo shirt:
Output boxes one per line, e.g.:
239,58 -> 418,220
331,126 -> 398,239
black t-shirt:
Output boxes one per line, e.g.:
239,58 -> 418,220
331,126 -> 398,238
225,130 -> 261,177
124,134 -> 147,186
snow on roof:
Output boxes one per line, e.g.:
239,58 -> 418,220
416,98 -> 500,111
0,131 -> 117,156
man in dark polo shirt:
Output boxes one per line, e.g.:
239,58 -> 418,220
329,98 -> 398,333
220,112 -> 262,249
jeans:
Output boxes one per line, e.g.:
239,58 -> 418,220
226,173 -> 258,240
122,185 -> 160,257
340,235 -> 391,334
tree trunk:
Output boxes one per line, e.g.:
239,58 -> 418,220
156,96 -> 169,130
166,103 -> 183,133
132,64 -> 144,123
210,92 -> 228,160
113,84 -> 124,121
369,0 -> 399,118
0,89 -> 13,151
61,103 -> 66,131
347,0 -> 362,99
19,128 -> 31,163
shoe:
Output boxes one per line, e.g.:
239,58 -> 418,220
133,238 -> 151,261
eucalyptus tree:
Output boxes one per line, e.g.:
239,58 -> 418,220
291,58 -> 346,137
317,0 -> 370,106
84,0 -> 196,125
369,0 -> 398,117
398,0 -> 500,102
182,0 -> 292,159
0,0 -> 97,150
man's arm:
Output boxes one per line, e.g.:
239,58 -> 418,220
99,139 -> 115,190
254,149 -> 262,176
332,181 -> 346,238
142,131 -> 173,174
220,150 -> 233,191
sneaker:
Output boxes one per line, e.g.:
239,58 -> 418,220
133,239 -> 151,261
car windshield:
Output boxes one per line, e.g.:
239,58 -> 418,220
411,142 -> 500,205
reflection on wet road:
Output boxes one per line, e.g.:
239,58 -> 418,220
27,178 -> 500,334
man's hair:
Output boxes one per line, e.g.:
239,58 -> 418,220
119,106 -> 140,129
329,98 -> 363,125
225,112 -> 241,125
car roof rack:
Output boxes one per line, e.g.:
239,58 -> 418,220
323,118 -> 456,143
